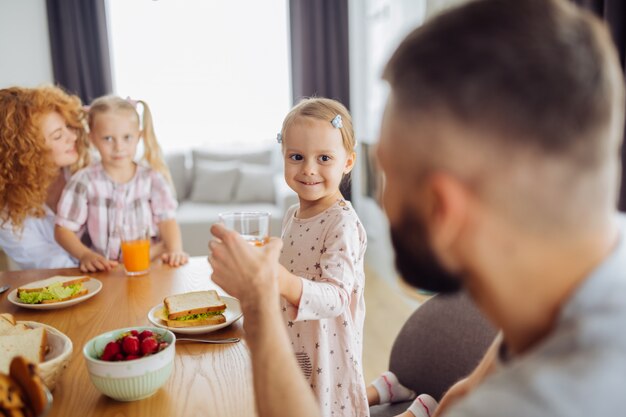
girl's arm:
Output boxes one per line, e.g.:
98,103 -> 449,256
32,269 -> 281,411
280,213 -> 365,321
54,225 -> 117,272
277,265 -> 304,306
157,219 -> 189,267
149,170 -> 186,266
55,171 -> 117,272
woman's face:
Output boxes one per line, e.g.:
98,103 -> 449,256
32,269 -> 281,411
41,111 -> 79,167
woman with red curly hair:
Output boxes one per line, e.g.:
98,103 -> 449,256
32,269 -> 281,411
0,86 -> 91,269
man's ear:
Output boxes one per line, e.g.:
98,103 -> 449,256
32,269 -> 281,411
343,151 -> 356,174
421,172 -> 469,255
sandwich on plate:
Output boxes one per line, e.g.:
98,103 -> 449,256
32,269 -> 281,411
156,290 -> 227,327
16,276 -> 90,304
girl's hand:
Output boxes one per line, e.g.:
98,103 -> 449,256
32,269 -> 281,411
161,251 -> 189,267
79,251 -> 118,273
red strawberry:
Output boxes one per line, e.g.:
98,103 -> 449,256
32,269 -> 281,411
126,354 -> 141,361
101,341 -> 121,361
122,335 -> 140,355
138,330 -> 154,341
130,330 -> 139,337
114,353 -> 125,361
141,337 -> 159,355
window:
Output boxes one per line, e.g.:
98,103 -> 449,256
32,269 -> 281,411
106,0 -> 291,152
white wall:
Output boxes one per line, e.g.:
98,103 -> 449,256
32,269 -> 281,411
0,0 -> 53,88
348,0 -> 469,282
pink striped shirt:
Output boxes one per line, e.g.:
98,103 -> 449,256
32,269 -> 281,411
56,162 -> 177,260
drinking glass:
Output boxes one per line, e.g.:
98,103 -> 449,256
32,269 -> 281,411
120,226 -> 151,276
218,212 -> 270,246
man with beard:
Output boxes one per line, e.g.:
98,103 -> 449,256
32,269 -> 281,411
208,0 -> 626,416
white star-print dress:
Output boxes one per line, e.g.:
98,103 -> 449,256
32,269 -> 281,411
280,199 -> 368,417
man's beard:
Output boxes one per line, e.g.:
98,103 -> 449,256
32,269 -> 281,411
390,208 -> 463,294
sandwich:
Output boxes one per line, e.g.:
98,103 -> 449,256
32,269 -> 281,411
156,290 -> 227,328
17,276 -> 90,304
0,314 -> 47,375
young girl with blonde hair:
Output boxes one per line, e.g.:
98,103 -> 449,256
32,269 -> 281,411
0,86 -> 91,269
55,95 -> 188,272
275,97 -> 368,416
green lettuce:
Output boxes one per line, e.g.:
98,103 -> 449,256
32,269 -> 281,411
18,282 -> 83,304
164,308 -> 225,321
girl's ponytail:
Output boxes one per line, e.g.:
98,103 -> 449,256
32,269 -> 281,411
137,100 -> 174,189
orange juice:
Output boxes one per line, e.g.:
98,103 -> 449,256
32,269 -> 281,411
121,239 -> 150,275
243,235 -> 270,247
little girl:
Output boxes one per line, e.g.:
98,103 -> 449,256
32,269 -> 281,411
55,95 -> 188,272
276,97 -> 368,416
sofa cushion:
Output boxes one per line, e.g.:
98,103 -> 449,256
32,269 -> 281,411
164,151 -> 188,201
192,148 -> 274,170
189,161 -> 239,203
234,164 -> 276,203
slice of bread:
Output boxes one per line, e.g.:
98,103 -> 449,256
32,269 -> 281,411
0,327 -> 47,374
164,290 -> 226,320
0,314 -> 16,326
0,324 -> 31,336
17,276 -> 90,295
0,316 -> 16,335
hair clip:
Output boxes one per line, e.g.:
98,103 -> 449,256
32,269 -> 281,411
331,115 -> 343,129
125,96 -> 139,108
276,133 -> 282,144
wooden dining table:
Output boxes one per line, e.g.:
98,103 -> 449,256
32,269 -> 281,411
0,257 -> 257,417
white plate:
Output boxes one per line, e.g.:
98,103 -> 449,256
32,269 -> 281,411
147,296 -> 243,335
7,278 -> 102,310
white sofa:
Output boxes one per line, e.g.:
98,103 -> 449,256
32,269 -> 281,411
165,146 -> 298,256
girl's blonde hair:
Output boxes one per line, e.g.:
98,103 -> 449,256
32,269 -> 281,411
87,95 -> 173,186
280,97 -> 356,154
0,85 -> 90,230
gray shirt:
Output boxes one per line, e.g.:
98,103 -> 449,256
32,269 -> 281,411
447,214 -> 626,417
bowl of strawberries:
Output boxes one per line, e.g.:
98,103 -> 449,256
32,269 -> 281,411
82,326 -> 175,401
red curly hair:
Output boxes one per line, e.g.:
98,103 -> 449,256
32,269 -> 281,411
0,86 -> 90,230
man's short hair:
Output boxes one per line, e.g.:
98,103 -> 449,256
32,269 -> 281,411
384,0 -> 624,172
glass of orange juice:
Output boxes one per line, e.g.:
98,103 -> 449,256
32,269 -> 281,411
219,212 -> 270,246
120,226 -> 150,276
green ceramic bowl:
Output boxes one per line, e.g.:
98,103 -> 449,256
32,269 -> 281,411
83,326 -> 175,401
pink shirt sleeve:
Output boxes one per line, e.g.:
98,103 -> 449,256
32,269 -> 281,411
293,214 -> 362,321
55,172 -> 89,232
149,170 -> 178,223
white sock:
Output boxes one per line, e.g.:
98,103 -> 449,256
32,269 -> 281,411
407,394 -> 438,417
371,371 -> 417,404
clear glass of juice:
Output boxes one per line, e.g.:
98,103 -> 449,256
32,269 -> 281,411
120,226 -> 151,276
218,212 -> 271,246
